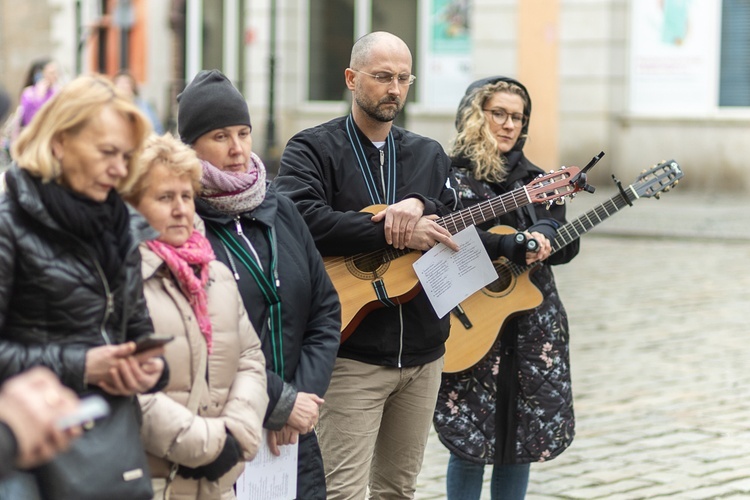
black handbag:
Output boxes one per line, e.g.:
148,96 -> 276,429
33,394 -> 153,500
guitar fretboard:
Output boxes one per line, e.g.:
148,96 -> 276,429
506,185 -> 638,276
553,186 -> 636,251
438,188 -> 531,235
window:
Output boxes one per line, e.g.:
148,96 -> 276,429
308,0 -> 355,101
307,0 -> 418,103
719,0 -> 750,106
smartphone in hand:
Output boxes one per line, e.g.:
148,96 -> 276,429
56,394 -> 110,430
133,335 -> 174,354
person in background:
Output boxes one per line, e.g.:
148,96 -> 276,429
0,85 -> 11,169
177,70 -> 341,499
0,74 -> 167,497
433,76 -> 579,500
0,85 -> 10,123
274,32 -> 549,499
126,133 -> 268,499
114,70 -> 165,134
0,367 -> 82,479
19,58 -> 60,128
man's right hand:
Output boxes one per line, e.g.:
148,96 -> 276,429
405,215 -> 458,252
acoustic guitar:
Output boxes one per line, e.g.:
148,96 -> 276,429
443,160 -> 684,373
326,165 -> 593,342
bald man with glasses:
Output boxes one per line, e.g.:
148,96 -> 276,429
274,31 -> 542,499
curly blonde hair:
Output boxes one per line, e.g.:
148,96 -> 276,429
450,81 -> 529,183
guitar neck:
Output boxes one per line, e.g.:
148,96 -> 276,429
505,185 -> 639,276
552,185 -> 638,252
437,188 -> 530,234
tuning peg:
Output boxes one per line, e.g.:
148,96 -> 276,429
654,193 -> 661,200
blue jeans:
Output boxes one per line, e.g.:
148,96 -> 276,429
446,453 -> 530,500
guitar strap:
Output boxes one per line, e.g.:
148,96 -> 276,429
345,114 -> 397,205
208,221 -> 286,378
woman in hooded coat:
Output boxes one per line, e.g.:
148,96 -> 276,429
433,76 -> 580,499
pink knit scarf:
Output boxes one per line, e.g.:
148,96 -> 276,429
147,231 -> 217,353
199,152 -> 267,215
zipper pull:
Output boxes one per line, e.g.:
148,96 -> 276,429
106,294 -> 115,315
234,217 -> 243,236
379,149 -> 385,167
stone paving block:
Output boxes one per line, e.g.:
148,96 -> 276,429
562,478 -> 655,499
527,475 -> 602,495
416,217 -> 750,499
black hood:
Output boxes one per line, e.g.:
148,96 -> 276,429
455,76 -> 532,153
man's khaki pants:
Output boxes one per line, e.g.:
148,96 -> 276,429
317,356 -> 444,499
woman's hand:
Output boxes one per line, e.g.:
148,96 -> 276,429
524,231 -> 552,264
286,392 -> 323,434
267,425 -> 300,456
86,343 -> 165,396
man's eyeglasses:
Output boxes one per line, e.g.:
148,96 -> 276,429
483,108 -> 527,127
352,69 -> 417,86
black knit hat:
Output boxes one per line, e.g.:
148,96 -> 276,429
177,70 -> 251,144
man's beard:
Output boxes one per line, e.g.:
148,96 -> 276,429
355,94 -> 404,123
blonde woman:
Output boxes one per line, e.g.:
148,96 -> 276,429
434,76 -> 579,500
128,133 -> 267,500
0,74 -> 164,499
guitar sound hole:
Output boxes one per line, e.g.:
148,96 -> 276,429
482,260 -> 514,297
346,253 -> 389,280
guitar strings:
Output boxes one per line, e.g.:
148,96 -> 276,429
323,189 -> 534,274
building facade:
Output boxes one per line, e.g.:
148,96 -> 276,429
2,0 -> 748,191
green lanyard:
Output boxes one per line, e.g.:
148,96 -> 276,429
209,221 -> 285,378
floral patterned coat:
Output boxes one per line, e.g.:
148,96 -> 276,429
434,153 -> 579,465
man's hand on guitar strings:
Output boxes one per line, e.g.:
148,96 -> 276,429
371,198 -> 425,249
406,216 -> 458,252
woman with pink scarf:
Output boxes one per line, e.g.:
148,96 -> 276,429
126,133 -> 268,499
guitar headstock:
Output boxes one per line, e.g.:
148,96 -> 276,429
525,166 -> 593,208
631,160 -> 683,199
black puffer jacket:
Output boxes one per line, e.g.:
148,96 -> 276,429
0,165 -> 157,393
196,184 -> 341,431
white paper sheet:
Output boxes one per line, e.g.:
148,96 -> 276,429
412,225 -> 497,318
235,430 -> 298,500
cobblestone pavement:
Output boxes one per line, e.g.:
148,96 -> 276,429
416,186 -> 750,499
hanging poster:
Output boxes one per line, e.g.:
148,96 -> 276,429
629,0 -> 721,114
421,0 -> 473,109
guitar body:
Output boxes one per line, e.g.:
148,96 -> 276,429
324,252 -> 421,340
443,226 -> 543,373
324,205 -> 421,341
